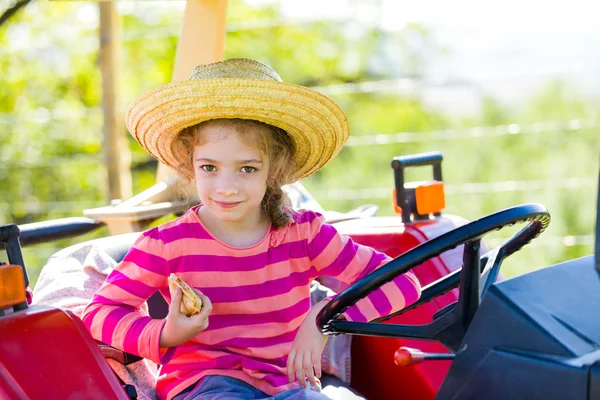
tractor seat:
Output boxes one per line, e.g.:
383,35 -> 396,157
88,232 -> 169,319
77,232 -> 364,399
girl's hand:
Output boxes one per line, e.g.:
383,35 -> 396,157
287,301 -> 329,388
160,287 -> 212,348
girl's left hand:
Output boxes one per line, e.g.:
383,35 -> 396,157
286,300 -> 329,388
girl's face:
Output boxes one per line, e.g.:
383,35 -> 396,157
192,126 -> 269,225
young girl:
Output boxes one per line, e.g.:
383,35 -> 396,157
82,58 -> 421,400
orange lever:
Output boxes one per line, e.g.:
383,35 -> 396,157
394,347 -> 454,366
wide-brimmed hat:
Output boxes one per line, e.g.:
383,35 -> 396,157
125,58 -> 350,181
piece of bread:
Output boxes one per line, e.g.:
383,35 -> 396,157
168,273 -> 203,316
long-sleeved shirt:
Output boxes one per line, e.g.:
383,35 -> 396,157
82,206 -> 421,400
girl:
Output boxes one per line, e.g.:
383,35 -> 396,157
82,58 -> 421,400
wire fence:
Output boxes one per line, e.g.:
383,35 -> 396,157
1,10 -> 597,249
0,200 -> 106,214
345,119 -> 596,146
0,177 -> 595,214
0,152 -> 151,169
312,177 -> 597,201
0,117 -> 595,169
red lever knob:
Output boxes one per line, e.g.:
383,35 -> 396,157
394,347 -> 455,366
394,347 -> 425,366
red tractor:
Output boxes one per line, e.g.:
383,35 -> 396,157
1,151 -> 598,400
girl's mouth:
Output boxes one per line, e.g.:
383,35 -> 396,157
214,201 -> 241,209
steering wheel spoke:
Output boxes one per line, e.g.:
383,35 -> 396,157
456,239 -> 481,328
479,246 -> 504,298
328,320 -> 434,339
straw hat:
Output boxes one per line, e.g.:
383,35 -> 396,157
125,58 -> 350,181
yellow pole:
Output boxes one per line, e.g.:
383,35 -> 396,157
157,0 -> 228,181
173,0 -> 228,81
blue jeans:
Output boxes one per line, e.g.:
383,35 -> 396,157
172,376 -> 331,400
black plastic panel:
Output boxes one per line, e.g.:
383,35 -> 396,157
437,255 -> 600,400
590,362 -> 600,399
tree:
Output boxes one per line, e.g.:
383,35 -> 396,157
1,1 -> 597,287
0,0 -> 30,27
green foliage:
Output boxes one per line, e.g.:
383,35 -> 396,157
1,1 -> 598,290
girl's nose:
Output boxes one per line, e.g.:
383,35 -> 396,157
216,187 -> 238,196
216,176 -> 238,196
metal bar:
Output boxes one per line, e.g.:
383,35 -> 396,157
0,218 -> 104,250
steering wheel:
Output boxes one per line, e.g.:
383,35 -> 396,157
316,203 -> 550,352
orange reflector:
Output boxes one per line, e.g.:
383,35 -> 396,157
393,181 -> 446,217
415,181 -> 445,215
392,187 -> 402,215
0,265 -> 26,309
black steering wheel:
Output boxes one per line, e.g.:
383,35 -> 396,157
316,203 -> 550,352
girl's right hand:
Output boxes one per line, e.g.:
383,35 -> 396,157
160,287 -> 212,348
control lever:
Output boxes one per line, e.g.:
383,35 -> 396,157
394,346 -> 454,366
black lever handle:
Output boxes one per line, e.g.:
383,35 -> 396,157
0,224 -> 29,288
391,151 -> 443,223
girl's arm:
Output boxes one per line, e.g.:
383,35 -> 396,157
306,211 -> 422,322
81,228 -> 175,365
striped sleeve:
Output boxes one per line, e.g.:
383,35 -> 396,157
306,211 -> 421,322
81,227 -> 175,365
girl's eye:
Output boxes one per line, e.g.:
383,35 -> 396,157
240,166 -> 257,173
201,165 -> 216,172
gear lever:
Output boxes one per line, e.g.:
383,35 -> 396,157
394,347 -> 455,366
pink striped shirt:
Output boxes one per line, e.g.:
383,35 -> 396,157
82,206 -> 421,400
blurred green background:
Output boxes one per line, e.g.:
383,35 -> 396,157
1,0 -> 598,288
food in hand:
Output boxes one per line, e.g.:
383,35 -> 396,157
168,273 -> 203,316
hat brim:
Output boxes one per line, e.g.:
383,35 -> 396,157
126,78 -> 349,182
